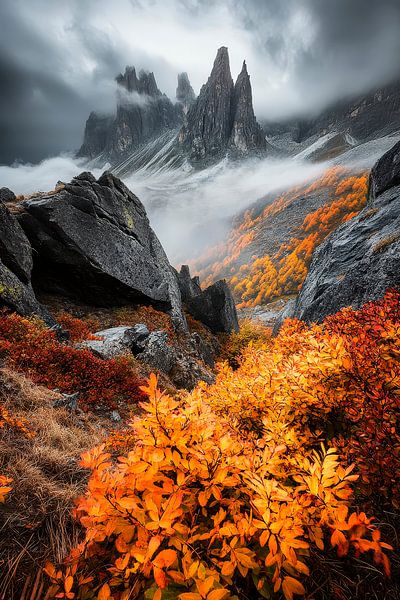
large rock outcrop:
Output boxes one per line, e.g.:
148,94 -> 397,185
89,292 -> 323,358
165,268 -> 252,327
18,172 -> 187,331
230,61 -> 266,153
278,139 -> 400,326
177,265 -> 239,333
179,47 -> 265,162
79,67 -> 180,161
0,191 -> 56,326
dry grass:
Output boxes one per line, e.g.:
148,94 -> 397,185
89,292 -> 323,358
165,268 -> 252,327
359,207 -> 379,221
372,232 -> 400,254
0,367 -> 107,598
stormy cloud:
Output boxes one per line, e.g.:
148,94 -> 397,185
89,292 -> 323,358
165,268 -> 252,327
1,0 -> 400,164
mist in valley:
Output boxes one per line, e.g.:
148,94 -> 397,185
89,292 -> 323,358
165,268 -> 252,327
0,152 -> 328,263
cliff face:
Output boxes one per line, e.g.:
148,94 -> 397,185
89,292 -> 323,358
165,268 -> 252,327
294,81 -> 400,144
277,139 -> 400,326
176,72 -> 196,113
78,67 -> 180,161
77,112 -> 113,159
230,61 -> 266,153
179,47 -> 266,161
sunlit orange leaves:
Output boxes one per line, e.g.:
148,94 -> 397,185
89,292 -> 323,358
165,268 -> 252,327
44,292 -> 400,599
0,474 -> 12,503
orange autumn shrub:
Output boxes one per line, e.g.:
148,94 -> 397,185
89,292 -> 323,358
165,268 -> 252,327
56,312 -> 101,343
208,290 -> 400,507
0,312 -> 146,409
218,319 -> 272,368
0,474 -> 12,503
44,293 -> 400,600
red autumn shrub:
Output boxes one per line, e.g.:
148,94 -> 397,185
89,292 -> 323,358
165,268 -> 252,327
0,312 -> 146,409
56,312 -> 100,343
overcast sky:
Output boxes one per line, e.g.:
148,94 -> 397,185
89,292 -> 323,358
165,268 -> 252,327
1,0 -> 400,164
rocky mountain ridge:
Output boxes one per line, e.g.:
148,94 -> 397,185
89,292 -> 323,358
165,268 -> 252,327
265,79 -> 400,154
78,47 -> 266,167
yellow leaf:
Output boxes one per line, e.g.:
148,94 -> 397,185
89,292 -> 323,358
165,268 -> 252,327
282,576 -> 305,600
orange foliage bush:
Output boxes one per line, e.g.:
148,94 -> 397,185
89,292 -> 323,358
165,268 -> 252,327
0,312 -> 146,410
218,319 -> 272,368
0,474 -> 12,503
44,293 -> 399,600
56,313 -> 101,343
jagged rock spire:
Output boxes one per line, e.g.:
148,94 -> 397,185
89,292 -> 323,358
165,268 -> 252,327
179,47 -> 265,161
116,66 -> 161,97
179,46 -> 235,161
230,61 -> 266,152
176,72 -> 195,105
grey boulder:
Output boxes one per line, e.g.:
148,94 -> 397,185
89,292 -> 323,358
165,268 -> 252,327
80,325 -> 147,359
18,171 -> 186,331
176,266 -> 239,334
0,197 -> 56,327
135,330 -> 175,374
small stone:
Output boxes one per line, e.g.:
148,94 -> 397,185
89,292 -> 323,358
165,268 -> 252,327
111,410 -> 122,422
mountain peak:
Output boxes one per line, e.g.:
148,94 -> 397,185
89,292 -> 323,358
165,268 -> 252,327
116,66 -> 161,97
230,58 -> 266,153
176,72 -> 196,107
179,47 -> 265,161
209,46 -> 232,84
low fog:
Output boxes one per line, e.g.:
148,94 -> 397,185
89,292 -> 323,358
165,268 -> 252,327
0,155 -> 325,263
3,127 -> 399,265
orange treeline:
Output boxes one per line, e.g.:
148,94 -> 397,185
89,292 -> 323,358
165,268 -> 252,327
189,168 -> 368,307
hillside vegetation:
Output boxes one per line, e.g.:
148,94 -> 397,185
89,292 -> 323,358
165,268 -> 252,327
190,168 -> 368,307
2,291 -> 397,599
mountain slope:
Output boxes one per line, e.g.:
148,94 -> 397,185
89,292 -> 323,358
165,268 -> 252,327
278,139 -> 400,324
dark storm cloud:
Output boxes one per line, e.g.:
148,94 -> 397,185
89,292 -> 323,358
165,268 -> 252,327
233,0 -> 400,112
1,0 -> 400,164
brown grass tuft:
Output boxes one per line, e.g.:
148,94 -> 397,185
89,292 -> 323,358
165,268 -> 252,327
0,368 -> 107,598
372,232 -> 400,254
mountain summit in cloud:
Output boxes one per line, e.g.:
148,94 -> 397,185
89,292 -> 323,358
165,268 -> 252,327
78,46 -> 266,168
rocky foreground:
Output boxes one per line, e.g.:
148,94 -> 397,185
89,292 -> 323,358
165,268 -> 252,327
0,172 -> 238,390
